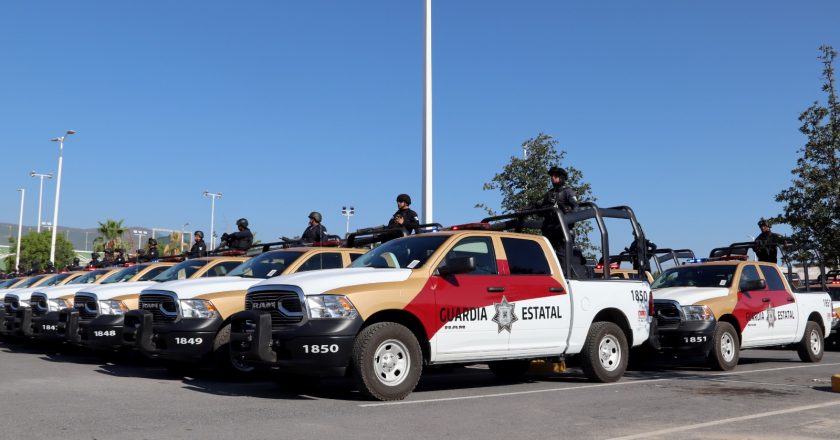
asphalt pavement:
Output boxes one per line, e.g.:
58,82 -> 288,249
1,339 -> 839,440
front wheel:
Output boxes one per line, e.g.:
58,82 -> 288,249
707,322 -> 739,371
351,322 -> 423,401
580,322 -> 628,382
213,324 -> 256,380
796,321 -> 824,363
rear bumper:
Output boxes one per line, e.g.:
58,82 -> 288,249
124,310 -> 222,362
229,310 -> 362,376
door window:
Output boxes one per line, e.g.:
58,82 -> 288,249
759,266 -> 786,291
501,238 -> 550,275
739,265 -> 762,291
439,237 -> 497,275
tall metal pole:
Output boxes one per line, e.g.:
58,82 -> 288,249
49,131 -> 74,264
203,192 -> 222,249
421,0 -> 433,223
16,189 -> 25,271
30,171 -> 53,233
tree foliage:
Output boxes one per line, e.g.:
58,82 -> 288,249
775,46 -> 840,267
96,219 -> 127,252
477,133 -> 597,253
5,231 -> 75,272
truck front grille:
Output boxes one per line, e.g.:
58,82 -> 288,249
245,290 -> 304,329
74,294 -> 99,320
139,293 -> 179,322
654,301 -> 683,330
30,294 -> 48,317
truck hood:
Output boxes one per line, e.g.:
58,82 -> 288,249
144,276 -> 263,299
77,281 -> 159,300
31,284 -> 97,299
4,286 -> 45,301
250,268 -> 413,296
653,286 -> 730,305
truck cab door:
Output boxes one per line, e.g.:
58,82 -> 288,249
735,264 -> 775,347
500,237 -> 571,356
432,236 -> 510,360
759,265 -> 798,344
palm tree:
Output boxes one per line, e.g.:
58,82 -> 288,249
97,219 -> 127,251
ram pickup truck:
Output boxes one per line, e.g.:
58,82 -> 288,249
67,256 -> 246,350
230,204 -> 656,400
1,272 -> 88,337
651,246 -> 832,370
127,245 -> 365,376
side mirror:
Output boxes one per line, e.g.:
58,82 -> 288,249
437,256 -> 475,277
740,279 -> 766,292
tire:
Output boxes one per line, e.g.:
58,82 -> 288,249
488,359 -> 530,381
580,322 -> 628,383
351,322 -> 423,401
707,322 -> 739,371
213,323 -> 256,380
796,321 -> 824,363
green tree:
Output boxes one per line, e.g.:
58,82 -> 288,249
775,46 -> 840,267
96,219 -> 127,251
477,133 -> 597,253
5,231 -> 75,272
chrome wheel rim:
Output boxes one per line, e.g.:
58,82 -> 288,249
373,339 -> 410,386
598,335 -> 621,372
810,329 -> 821,355
721,332 -> 736,363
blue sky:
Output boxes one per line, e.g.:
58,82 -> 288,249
1,1 -> 838,256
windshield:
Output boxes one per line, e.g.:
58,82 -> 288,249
153,260 -> 208,282
68,270 -> 108,285
0,278 -> 21,289
651,265 -> 737,289
39,273 -> 74,287
15,275 -> 48,288
351,235 -> 449,269
227,251 -> 303,279
99,264 -> 149,284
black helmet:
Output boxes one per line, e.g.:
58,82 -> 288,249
396,194 -> 411,205
758,219 -> 770,228
548,166 -> 568,179
91,252 -> 100,259
73,257 -> 80,264
308,211 -> 322,223
236,218 -> 249,228
148,238 -> 157,246
194,230 -> 205,239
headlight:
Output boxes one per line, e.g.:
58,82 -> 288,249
307,295 -> 358,319
180,299 -> 219,319
0,300 -> 4,308
19,299 -> 30,307
48,299 -> 70,312
99,300 -> 129,316
682,305 -> 714,321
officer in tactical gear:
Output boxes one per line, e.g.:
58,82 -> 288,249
538,167 -> 579,273
189,231 -> 208,258
102,249 -> 115,267
753,220 -> 789,263
388,194 -> 420,234
88,252 -> 102,269
220,218 -> 253,251
114,249 -> 127,265
66,257 -> 83,271
147,238 -> 160,261
302,212 -> 328,243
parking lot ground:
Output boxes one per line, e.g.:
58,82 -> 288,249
2,339 -> 840,440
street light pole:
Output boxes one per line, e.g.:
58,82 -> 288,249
421,0 -> 433,224
49,130 -> 75,264
341,206 -> 355,236
183,222 -> 190,252
30,171 -> 53,233
203,191 -> 222,249
16,189 -> 25,271
132,229 -> 148,252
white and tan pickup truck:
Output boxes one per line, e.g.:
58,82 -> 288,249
651,246 -> 832,370
230,205 -> 658,400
